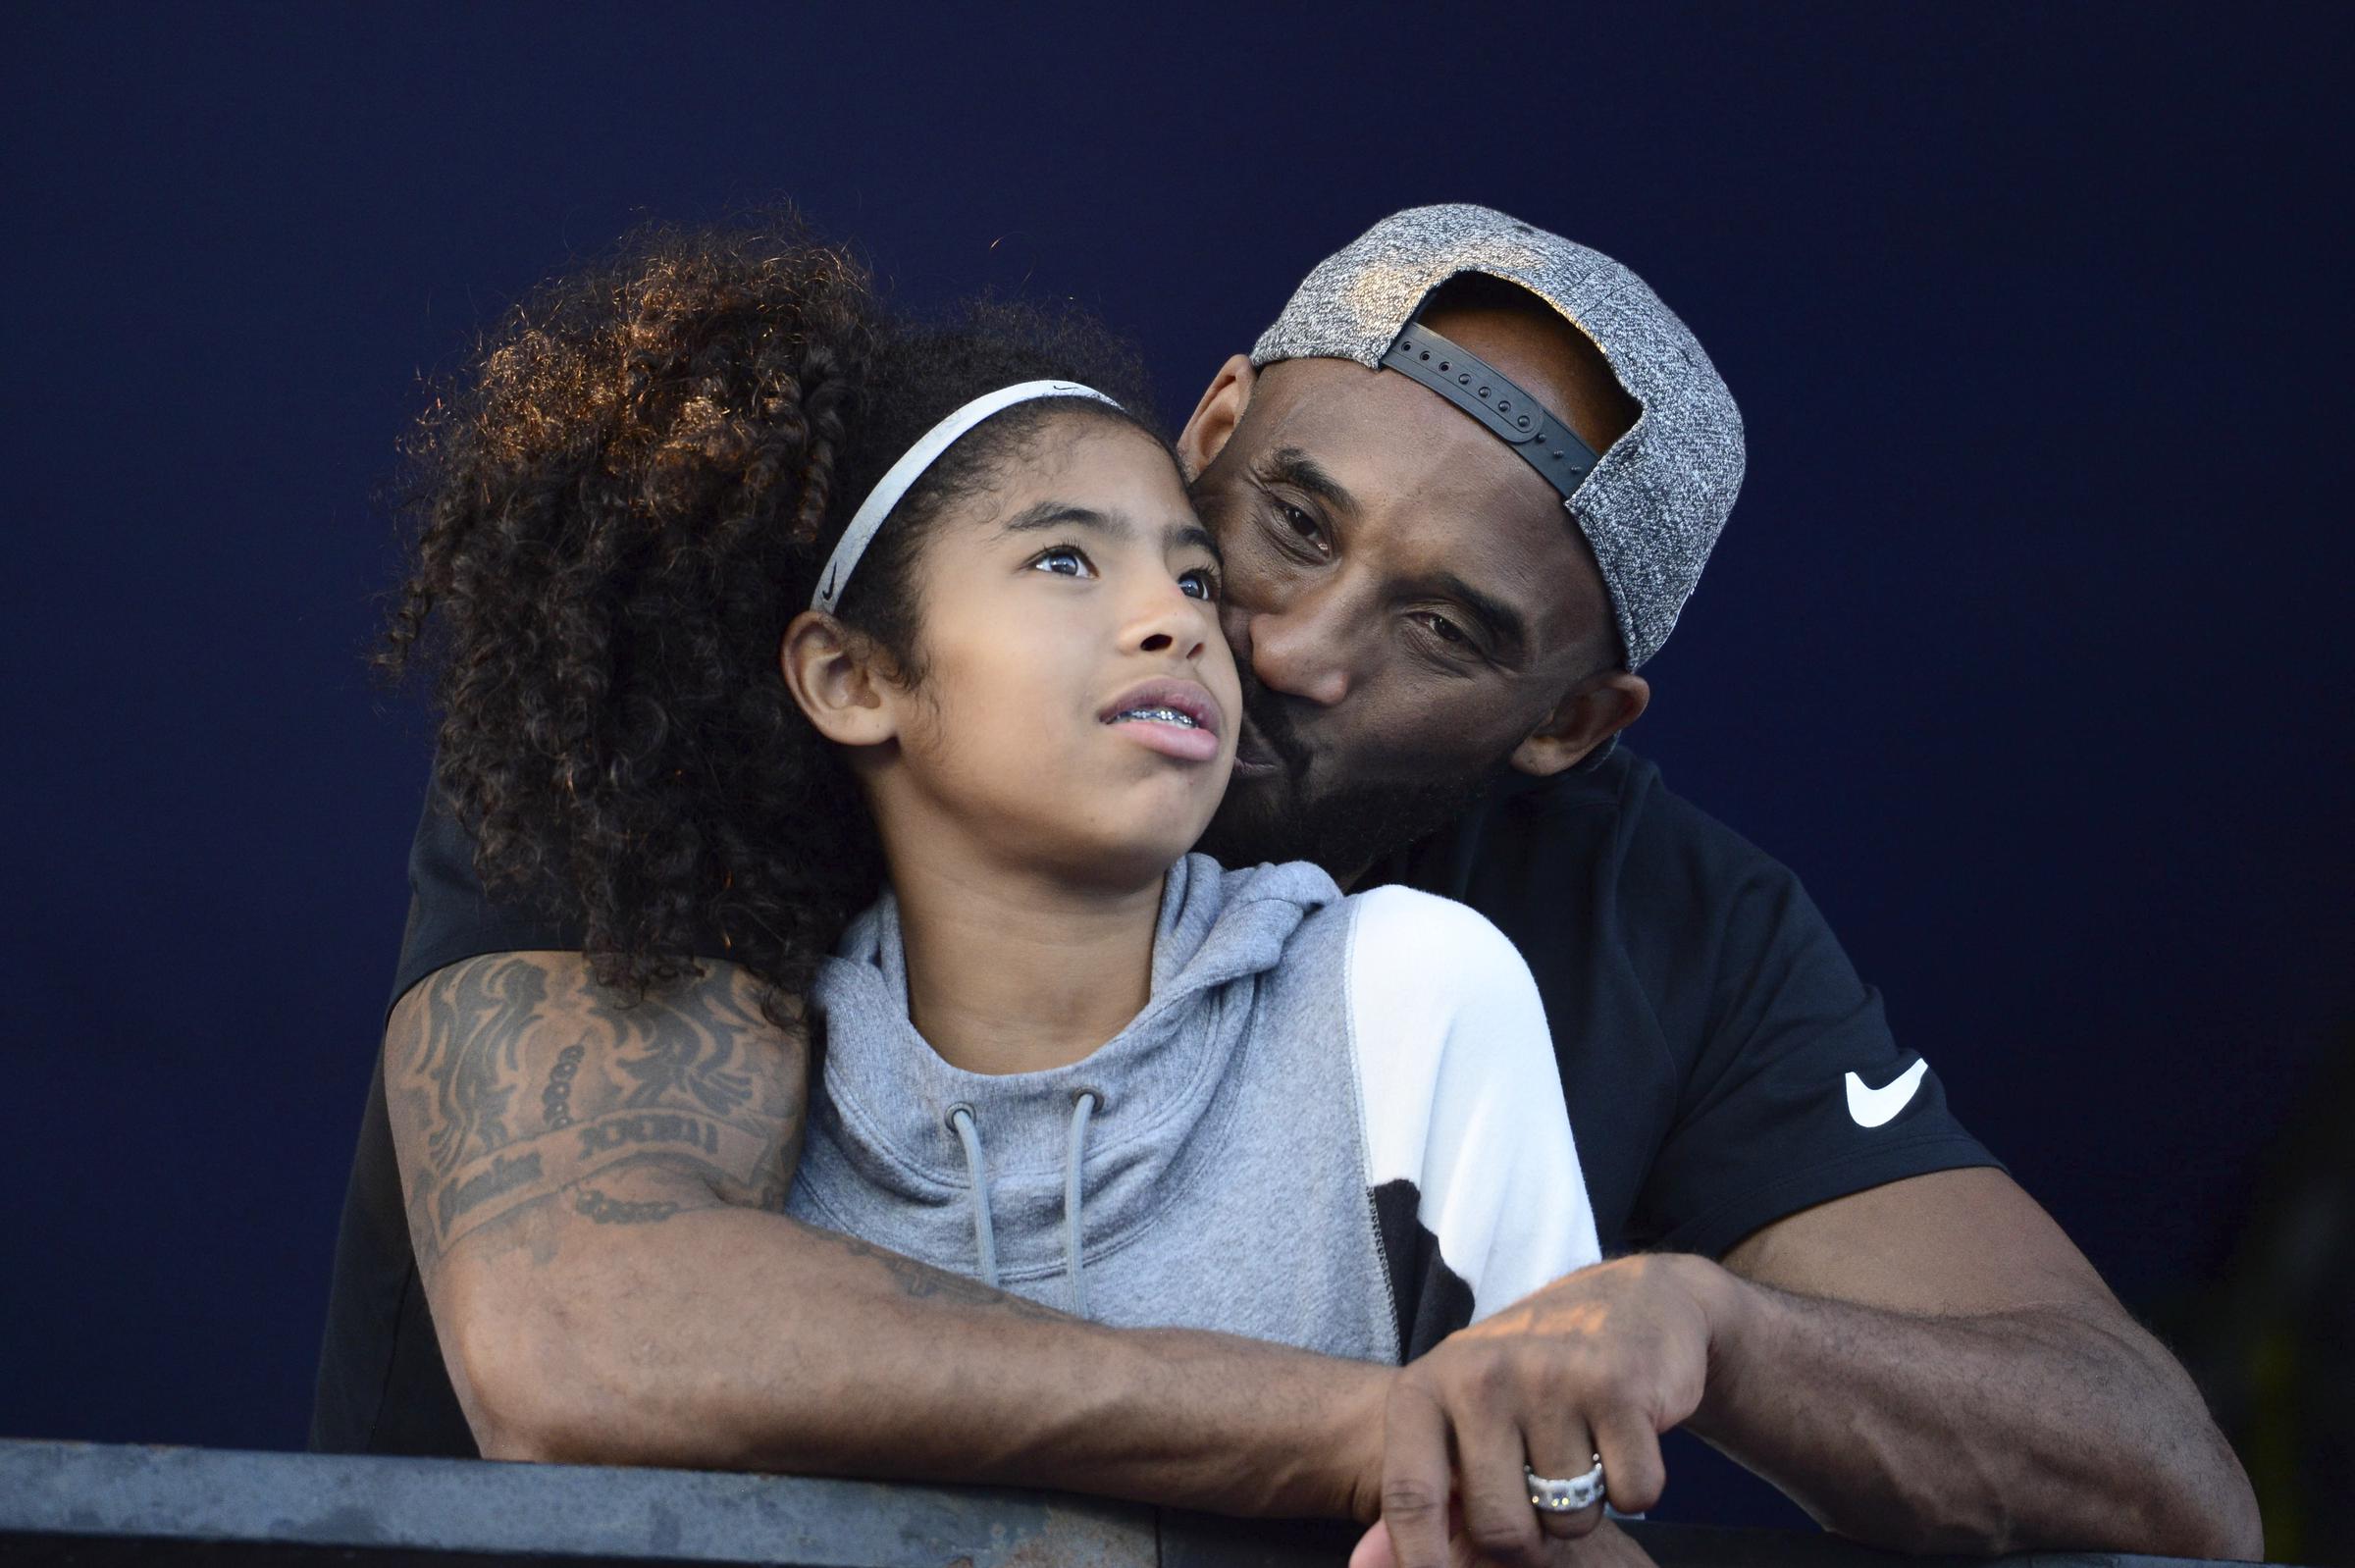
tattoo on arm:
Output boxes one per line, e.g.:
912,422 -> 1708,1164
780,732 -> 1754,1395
608,984 -> 761,1117
573,1185 -> 682,1226
542,1043 -> 584,1129
577,1110 -> 723,1159
437,1149 -> 546,1233
387,954 -> 1059,1333
387,954 -> 807,1280
414,958 -> 548,1175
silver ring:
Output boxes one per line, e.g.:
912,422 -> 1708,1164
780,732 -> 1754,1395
1525,1456 -> 1605,1512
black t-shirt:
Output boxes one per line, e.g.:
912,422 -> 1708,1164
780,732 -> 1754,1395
309,745 -> 2000,1456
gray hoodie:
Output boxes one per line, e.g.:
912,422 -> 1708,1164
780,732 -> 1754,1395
787,854 -> 1598,1362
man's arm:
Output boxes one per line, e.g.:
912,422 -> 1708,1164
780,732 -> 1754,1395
1367,1171 -> 2260,1568
1693,1167 -> 2260,1554
1362,787 -> 2259,1565
388,951 -> 1386,1513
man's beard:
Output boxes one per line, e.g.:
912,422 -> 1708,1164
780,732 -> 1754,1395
1194,670 -> 1506,882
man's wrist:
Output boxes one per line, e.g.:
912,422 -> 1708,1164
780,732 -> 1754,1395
1337,1361 -> 1395,1522
1148,1338 -> 1390,1520
1657,1251 -> 1753,1433
1219,1353 -> 1391,1520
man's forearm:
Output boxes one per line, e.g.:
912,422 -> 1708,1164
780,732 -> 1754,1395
448,1191 -> 1385,1518
391,953 -> 1386,1521
1685,1264 -> 2260,1557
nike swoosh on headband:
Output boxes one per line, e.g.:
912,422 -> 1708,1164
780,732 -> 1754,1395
809,380 -> 1123,615
1845,1059 -> 1930,1129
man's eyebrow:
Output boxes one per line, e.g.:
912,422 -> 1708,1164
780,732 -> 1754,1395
1253,446 -> 1359,517
1424,570 -> 1530,662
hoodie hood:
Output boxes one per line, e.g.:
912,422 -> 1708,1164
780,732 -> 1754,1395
801,854 -> 1339,1291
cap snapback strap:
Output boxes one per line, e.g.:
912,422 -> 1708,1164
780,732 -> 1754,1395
1380,322 -> 1599,503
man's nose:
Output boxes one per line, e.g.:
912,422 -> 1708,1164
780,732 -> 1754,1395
1246,579 -> 1358,707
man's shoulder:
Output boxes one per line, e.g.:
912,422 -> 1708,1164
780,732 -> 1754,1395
1441,743 -> 1808,925
1398,741 -> 1856,1076
1552,740 -> 1774,848
391,781 -> 591,1018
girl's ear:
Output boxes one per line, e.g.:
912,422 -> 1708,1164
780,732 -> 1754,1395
782,610 -> 902,748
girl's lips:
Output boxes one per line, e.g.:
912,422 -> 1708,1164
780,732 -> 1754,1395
1114,715 -> 1223,763
1101,677 -> 1225,764
1099,677 -> 1221,735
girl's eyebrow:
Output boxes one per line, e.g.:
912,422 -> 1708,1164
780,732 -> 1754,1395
1175,522 -> 1223,563
998,501 -> 1222,562
997,500 -> 1124,539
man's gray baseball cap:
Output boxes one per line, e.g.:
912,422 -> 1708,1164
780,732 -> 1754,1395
1250,203 -> 1745,670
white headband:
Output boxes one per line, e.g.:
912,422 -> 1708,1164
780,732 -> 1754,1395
809,379 -> 1124,614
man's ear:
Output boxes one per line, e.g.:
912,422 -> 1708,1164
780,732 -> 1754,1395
781,610 -> 902,750
1510,670 -> 1650,777
1176,354 -> 1257,482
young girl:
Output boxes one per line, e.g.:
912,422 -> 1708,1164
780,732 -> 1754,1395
388,215 -> 1599,1367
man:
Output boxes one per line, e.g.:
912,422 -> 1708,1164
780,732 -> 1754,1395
314,205 -> 2259,1565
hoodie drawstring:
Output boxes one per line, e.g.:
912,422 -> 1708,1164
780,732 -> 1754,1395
946,1093 -> 1100,1313
1063,1091 -> 1099,1316
945,1104 -> 999,1287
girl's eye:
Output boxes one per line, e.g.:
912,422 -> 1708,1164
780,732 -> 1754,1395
1178,567 -> 1221,601
1031,545 -> 1094,578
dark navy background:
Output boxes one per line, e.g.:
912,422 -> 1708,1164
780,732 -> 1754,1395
3,2 -> 2346,1535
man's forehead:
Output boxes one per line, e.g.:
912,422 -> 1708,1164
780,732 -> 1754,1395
1247,358 -> 1565,519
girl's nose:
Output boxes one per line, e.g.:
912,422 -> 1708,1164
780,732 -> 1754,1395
1131,581 -> 1211,662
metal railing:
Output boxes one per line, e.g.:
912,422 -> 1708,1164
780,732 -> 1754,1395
0,1437 -> 2273,1568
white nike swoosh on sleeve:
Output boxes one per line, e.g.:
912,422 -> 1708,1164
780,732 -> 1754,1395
1845,1059 -> 1930,1128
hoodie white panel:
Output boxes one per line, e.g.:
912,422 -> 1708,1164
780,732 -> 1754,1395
1344,885 -> 1601,1321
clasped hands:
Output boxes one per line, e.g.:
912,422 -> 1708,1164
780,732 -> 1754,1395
1343,1253 -> 1725,1568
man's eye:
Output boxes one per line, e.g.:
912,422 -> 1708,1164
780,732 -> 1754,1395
1031,545 -> 1094,578
1415,611 -> 1472,649
1269,501 -> 1330,558
1178,567 -> 1221,601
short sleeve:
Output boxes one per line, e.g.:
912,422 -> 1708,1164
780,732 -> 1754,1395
386,782 -> 584,1016
1345,887 -> 1602,1354
1628,852 -> 2003,1259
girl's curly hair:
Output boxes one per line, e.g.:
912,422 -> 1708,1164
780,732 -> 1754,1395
379,211 -> 1161,1014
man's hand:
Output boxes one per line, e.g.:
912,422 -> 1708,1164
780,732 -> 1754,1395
1367,1255 -> 1717,1568
1357,1171 -> 2258,1565
1360,1169 -> 2260,1564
